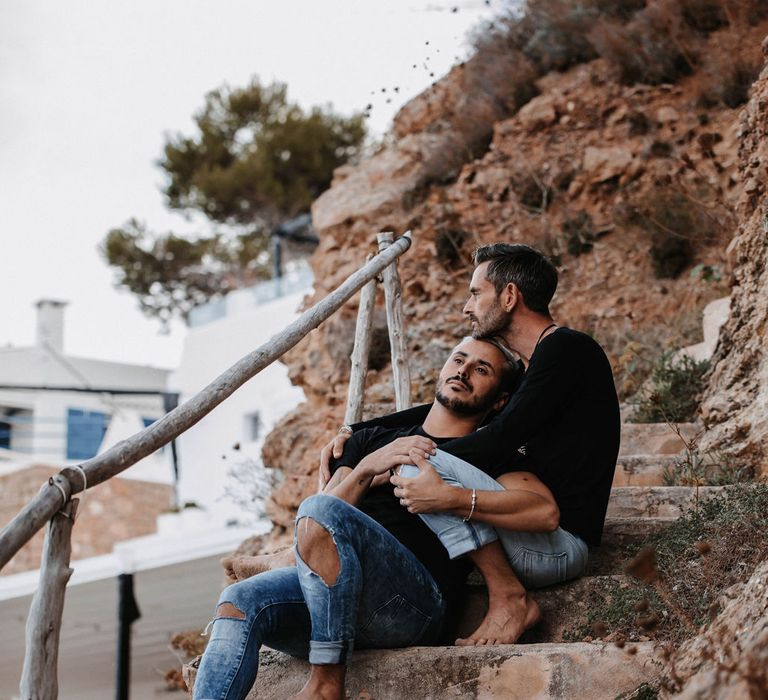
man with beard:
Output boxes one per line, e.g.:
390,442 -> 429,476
322,242 -> 620,648
195,337 -> 560,700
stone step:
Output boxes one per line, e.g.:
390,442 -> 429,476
591,516 -> 675,576
606,485 -> 724,519
458,575 -> 628,643
619,422 -> 699,456
613,454 -> 679,487
185,642 -> 661,699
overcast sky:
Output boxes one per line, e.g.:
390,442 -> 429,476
0,0 -> 499,369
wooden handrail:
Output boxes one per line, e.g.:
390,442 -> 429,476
0,232 -> 412,572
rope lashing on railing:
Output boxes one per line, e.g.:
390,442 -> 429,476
47,465 -> 87,521
0,231 -> 412,572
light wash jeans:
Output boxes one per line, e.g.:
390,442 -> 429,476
193,494 -> 445,700
399,449 -> 589,589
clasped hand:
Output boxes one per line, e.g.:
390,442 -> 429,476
390,451 -> 450,514
357,436 -> 437,476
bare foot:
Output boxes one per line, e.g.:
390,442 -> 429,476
290,665 -> 345,700
221,548 -> 296,581
455,593 -> 540,646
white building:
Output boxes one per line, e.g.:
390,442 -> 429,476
0,299 -> 172,483
0,269 -> 312,699
170,264 -> 312,525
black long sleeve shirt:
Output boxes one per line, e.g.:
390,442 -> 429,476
355,328 -> 621,546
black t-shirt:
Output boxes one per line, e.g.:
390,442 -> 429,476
328,424 -> 471,624
355,328 -> 620,546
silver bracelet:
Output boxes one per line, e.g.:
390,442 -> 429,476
338,425 -> 353,435
463,488 -> 477,522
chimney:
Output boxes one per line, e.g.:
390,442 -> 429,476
35,299 -> 68,354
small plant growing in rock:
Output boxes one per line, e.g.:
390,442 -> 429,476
631,352 -> 709,423
662,424 -> 754,486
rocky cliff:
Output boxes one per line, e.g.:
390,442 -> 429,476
700,38 -> 768,472
261,17 -> 768,537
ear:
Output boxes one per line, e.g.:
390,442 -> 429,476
492,391 -> 510,412
501,283 -> 520,312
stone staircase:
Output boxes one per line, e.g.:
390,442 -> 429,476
186,422 -> 711,699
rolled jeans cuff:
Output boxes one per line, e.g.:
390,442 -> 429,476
438,516 -> 499,559
308,639 -> 354,665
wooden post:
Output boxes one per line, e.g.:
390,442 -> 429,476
344,255 -> 378,425
19,496 -> 78,700
377,232 -> 412,410
0,232 -> 413,572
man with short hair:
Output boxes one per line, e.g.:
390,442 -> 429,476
194,337 -> 557,700
325,242 -> 620,646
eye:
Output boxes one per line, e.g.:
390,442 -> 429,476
476,367 -> 488,375
453,357 -> 463,365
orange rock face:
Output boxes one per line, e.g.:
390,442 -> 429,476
701,47 -> 768,473
261,35 -> 768,533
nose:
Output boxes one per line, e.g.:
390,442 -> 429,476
462,298 -> 472,316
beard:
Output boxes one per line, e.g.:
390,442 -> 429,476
435,377 -> 500,416
470,303 -> 511,339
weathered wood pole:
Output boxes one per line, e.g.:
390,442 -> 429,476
377,232 -> 412,410
344,255 -> 378,425
0,232 -> 412,572
19,495 -> 78,700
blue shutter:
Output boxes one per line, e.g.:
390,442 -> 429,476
67,408 -> 110,460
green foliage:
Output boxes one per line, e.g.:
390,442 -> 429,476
160,79 -> 365,225
631,352 -> 709,423
103,78 -> 365,323
102,219 -> 271,325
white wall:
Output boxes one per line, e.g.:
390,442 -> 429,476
169,288 -> 308,524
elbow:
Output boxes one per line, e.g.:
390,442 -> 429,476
542,503 -> 560,533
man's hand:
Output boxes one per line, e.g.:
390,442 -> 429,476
318,431 -> 353,489
356,437 -> 437,477
390,452 -> 452,514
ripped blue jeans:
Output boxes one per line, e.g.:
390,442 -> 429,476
399,449 -> 589,589
193,494 -> 445,700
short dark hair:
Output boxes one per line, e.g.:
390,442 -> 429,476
473,243 -> 558,315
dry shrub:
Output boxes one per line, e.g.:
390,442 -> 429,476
695,31 -> 763,108
615,186 -> 726,279
565,483 -> 768,645
416,44 -> 539,188
588,2 -> 697,86
171,628 -> 208,658
514,171 -> 552,213
680,0 -> 729,32
434,229 -> 473,269
562,211 -> 596,256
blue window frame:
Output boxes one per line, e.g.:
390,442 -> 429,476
0,420 -> 10,449
66,408 -> 110,460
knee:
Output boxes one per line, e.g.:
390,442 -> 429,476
215,581 -> 249,618
424,450 -> 464,485
297,493 -> 345,523
295,512 -> 340,586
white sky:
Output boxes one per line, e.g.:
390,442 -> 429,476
0,0 -> 498,369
